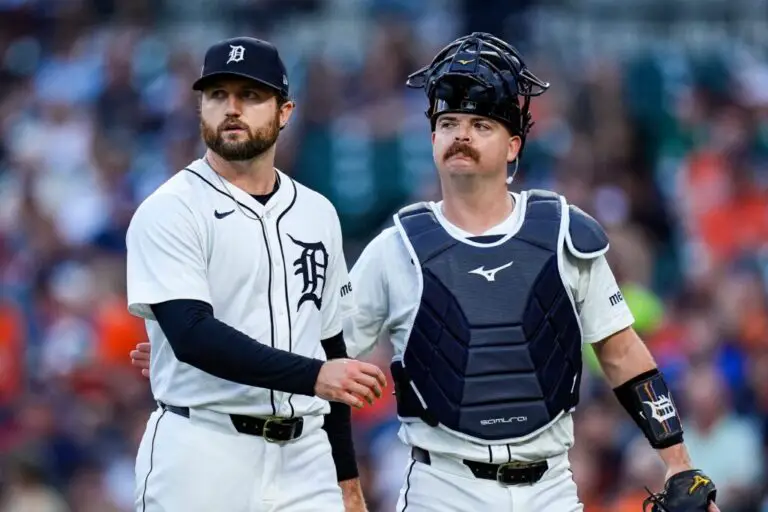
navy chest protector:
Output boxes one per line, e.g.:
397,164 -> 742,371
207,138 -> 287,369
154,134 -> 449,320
391,190 -> 608,442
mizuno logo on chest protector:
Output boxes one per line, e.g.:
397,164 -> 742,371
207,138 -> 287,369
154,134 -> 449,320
468,261 -> 513,282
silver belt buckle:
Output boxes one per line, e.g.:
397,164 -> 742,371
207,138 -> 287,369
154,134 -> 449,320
496,460 -> 528,483
262,418 -> 281,443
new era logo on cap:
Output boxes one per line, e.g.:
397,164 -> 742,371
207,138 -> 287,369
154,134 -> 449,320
192,37 -> 289,98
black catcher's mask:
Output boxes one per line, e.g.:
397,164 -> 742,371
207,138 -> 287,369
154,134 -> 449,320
406,32 -> 549,151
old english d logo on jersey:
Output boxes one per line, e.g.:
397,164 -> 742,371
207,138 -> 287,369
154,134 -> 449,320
288,235 -> 328,311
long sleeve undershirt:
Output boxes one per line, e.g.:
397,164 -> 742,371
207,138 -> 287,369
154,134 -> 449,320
149,299 -> 323,396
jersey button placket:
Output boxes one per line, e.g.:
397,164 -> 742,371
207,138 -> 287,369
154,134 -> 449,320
264,218 -> 288,342
272,222 -> 287,323
266,212 -> 289,415
263,214 -> 282,347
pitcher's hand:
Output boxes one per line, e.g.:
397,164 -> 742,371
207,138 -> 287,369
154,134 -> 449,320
315,359 -> 386,408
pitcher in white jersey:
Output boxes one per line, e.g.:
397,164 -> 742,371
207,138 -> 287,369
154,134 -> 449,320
342,33 -> 720,512
126,37 -> 385,512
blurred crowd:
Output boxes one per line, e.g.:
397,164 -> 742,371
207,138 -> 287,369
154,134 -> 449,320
0,0 -> 767,511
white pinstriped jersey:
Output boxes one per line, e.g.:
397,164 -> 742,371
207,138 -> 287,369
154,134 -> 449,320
126,159 -> 355,417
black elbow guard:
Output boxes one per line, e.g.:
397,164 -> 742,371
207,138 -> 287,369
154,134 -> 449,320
613,368 -> 684,449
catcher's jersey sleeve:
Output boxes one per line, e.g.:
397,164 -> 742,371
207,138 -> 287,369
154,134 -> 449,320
320,206 -> 357,339
569,252 -> 635,344
343,228 -> 394,359
126,191 -> 211,321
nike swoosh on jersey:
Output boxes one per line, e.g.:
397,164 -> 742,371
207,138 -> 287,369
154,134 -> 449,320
468,261 -> 514,282
214,209 -> 235,219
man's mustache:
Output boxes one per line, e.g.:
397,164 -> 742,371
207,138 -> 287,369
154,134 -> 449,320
444,142 -> 480,162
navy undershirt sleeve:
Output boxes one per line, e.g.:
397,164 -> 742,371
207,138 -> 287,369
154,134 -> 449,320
150,299 -> 324,396
320,331 -> 359,481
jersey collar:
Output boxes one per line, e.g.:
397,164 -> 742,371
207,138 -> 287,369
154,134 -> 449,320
188,158 -> 292,215
430,191 -> 526,242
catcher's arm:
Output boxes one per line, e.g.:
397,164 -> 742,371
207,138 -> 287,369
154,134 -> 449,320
592,327 -> 720,512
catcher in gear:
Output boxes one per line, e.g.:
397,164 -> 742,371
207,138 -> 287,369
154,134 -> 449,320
644,470 -> 718,512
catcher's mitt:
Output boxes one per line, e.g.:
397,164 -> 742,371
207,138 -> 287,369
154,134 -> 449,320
643,470 -> 717,512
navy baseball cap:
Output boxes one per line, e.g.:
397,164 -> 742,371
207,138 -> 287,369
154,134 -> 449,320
192,37 -> 289,98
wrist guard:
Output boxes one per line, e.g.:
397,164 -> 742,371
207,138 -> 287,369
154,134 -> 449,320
614,369 -> 684,449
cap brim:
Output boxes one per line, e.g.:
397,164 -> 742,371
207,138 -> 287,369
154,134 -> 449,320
192,72 -> 285,96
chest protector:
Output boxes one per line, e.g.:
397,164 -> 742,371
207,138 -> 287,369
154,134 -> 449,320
391,190 -> 608,443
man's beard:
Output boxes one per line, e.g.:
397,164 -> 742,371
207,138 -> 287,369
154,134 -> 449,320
201,113 -> 280,161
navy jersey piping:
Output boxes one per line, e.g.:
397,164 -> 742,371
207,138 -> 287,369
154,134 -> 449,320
275,178 -> 298,417
401,459 -> 415,511
140,409 -> 166,511
184,167 -> 278,415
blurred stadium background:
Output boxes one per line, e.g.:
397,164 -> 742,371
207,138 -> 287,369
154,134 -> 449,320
0,0 -> 767,510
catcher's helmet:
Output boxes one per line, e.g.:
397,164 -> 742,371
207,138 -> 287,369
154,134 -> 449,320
406,32 -> 549,148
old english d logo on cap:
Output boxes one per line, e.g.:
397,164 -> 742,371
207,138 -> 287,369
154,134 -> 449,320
192,37 -> 289,98
226,45 -> 246,64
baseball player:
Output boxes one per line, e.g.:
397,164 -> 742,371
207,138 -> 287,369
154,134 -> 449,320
125,37 -> 385,512
342,33 -> 720,512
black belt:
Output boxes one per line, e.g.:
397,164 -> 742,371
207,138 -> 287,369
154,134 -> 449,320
159,402 -> 304,442
411,447 -> 548,485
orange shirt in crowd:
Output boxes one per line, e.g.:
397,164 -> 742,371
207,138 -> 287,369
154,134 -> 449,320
697,189 -> 768,264
93,298 -> 147,368
607,490 -> 654,512
580,497 -> 609,512
682,149 -> 768,265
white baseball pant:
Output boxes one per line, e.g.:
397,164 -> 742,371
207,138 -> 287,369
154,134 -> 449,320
134,406 -> 343,512
395,448 -> 583,511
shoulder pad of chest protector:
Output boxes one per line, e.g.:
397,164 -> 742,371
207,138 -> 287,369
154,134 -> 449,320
566,204 -> 609,258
